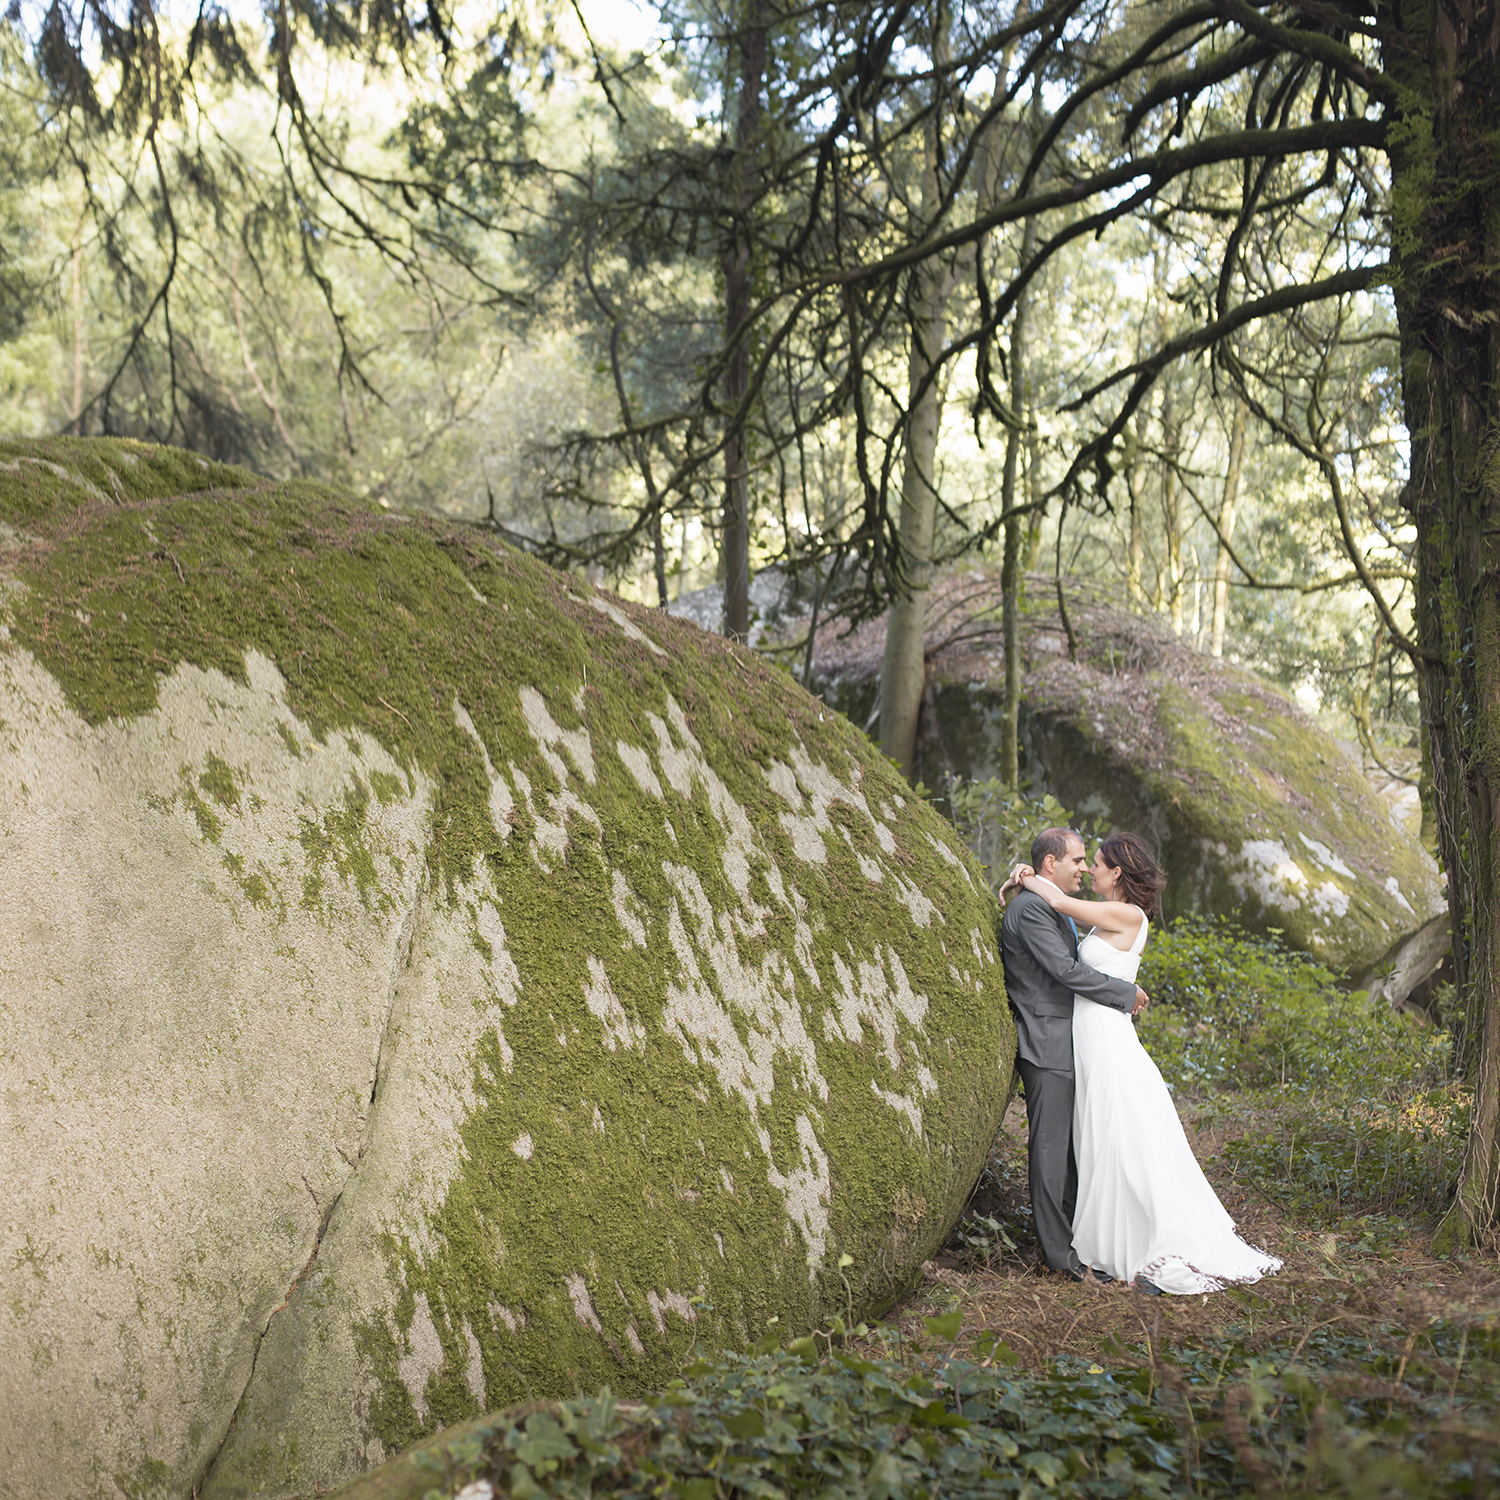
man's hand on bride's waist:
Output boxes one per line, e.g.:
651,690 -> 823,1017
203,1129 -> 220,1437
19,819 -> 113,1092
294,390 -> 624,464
1132,986 -> 1150,1016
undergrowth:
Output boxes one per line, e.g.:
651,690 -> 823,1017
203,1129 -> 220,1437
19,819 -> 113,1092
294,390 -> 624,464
383,1302 -> 1500,1500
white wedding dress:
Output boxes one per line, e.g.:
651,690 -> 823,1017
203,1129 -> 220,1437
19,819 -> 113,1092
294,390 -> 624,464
1072,913 -> 1281,1294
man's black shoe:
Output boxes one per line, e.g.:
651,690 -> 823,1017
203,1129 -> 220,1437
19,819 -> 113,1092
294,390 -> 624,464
1065,1264 -> 1114,1284
1133,1276 -> 1165,1296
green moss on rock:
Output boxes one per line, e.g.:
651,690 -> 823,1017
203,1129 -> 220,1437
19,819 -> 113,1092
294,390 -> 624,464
0,439 -> 1013,1500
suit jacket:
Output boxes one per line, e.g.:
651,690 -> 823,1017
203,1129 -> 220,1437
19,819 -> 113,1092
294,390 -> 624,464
999,887 -> 1137,1071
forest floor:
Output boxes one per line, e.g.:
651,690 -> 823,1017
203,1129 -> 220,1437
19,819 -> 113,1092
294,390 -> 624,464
898,1093 -> 1500,1364
876,1091 -> 1500,1490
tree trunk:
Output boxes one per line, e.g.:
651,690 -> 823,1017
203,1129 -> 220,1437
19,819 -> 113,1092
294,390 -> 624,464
1126,418 -> 1146,608
878,260 -> 946,775
878,0 -> 950,776
1417,671 -> 1438,853
1000,214 -> 1037,790
1161,383 -> 1184,635
652,513 -> 668,607
1024,399 -> 1045,572
1210,405 -> 1246,658
1387,0 -> 1500,1251
720,0 -> 768,642
71,231 -> 86,435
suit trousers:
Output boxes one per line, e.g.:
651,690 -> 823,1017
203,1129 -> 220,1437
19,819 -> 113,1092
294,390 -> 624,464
1016,1056 -> 1078,1272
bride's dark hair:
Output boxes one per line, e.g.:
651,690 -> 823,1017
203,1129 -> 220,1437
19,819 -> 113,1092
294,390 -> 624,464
1099,832 -> 1167,919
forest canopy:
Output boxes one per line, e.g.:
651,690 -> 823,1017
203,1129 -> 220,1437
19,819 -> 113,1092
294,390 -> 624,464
0,0 -> 1406,699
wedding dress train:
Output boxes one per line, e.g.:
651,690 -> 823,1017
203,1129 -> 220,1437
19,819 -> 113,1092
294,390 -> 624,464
1071,915 -> 1281,1294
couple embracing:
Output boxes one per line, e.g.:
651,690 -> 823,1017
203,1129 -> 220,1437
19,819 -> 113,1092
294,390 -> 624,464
999,828 -> 1280,1295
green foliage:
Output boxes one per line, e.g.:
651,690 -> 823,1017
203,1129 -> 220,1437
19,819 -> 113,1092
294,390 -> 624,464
1140,917 -> 1387,1090
944,779 -> 1096,893
348,1321 -> 1500,1500
395,1346 -> 1191,1500
1136,917 -> 1465,1219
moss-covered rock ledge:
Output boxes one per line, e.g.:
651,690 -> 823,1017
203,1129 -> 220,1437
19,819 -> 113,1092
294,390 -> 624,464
0,439 -> 1012,1500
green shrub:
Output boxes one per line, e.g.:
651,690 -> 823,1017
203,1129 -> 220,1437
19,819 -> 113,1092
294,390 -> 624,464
383,1323 -> 1499,1500
944,779 -> 1100,893
1136,916 -> 1465,1218
1137,917 -> 1449,1094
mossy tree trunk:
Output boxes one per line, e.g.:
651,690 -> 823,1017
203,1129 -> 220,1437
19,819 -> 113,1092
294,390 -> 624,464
1388,0 -> 1500,1251
880,0 -> 950,776
1417,671 -> 1439,853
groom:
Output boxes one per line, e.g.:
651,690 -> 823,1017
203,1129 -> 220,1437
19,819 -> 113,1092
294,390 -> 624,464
1000,827 -> 1149,1280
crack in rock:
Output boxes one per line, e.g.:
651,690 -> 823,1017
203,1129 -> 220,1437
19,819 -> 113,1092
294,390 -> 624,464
195,868 -> 429,1498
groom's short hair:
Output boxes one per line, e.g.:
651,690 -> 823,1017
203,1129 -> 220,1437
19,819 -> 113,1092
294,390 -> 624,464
1031,827 -> 1082,871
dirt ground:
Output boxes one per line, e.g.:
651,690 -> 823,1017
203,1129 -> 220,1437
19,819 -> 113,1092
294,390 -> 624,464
885,1098 -> 1500,1381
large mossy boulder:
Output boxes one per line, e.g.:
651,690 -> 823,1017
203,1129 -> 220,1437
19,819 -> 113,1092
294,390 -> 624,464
0,439 -> 1011,1500
813,571 -> 1445,985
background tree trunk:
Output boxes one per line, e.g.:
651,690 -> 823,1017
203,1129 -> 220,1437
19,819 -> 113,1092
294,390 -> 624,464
720,0 -> 768,643
71,226 -> 86,435
1000,214 -> 1037,790
1161,386 -> 1184,635
1210,405 -> 1246,658
878,0 -> 950,776
1126,418 -> 1146,608
1024,395 -> 1044,573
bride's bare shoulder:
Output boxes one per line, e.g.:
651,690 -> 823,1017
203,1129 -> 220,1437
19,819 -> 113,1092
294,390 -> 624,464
1089,899 -> 1147,936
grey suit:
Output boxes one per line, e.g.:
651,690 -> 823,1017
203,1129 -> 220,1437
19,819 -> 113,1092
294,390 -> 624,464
999,888 -> 1137,1271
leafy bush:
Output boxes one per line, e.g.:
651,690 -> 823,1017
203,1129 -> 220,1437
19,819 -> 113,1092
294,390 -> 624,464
945,779 -> 1098,893
1137,917 -> 1449,1095
392,1317 -> 1500,1500
1136,917 -> 1465,1217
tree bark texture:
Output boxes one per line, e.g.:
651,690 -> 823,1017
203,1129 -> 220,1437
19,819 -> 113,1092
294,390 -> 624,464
879,0 -> 950,776
1000,214 -> 1037,790
720,0 -> 769,643
1387,0 -> 1500,1250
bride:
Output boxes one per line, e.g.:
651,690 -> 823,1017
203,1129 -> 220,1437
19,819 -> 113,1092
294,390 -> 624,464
1003,832 -> 1281,1295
